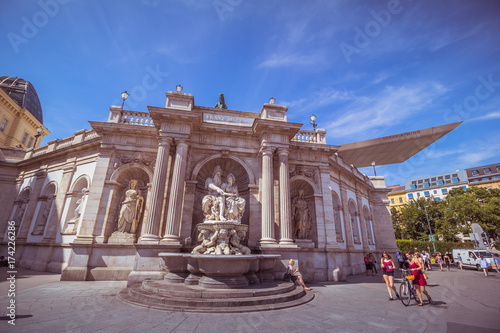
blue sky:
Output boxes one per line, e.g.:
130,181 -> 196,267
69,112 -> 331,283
2,0 -> 499,186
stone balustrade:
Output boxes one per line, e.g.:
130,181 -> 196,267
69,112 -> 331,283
107,106 -> 154,126
29,129 -> 100,159
292,129 -> 327,144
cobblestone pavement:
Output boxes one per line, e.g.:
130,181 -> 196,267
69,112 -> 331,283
1,266 -> 499,333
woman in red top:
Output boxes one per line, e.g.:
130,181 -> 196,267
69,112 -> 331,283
407,251 -> 433,306
364,253 -> 374,276
381,251 -> 399,301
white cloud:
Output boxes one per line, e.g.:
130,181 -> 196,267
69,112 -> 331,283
257,52 -> 324,68
324,82 -> 448,139
468,111 -> 500,122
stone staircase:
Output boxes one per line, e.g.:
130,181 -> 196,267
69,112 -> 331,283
118,280 -> 314,313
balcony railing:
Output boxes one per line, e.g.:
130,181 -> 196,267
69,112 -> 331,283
292,129 -> 326,144
107,106 -> 154,126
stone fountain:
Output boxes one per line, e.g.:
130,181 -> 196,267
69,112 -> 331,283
119,166 -> 313,311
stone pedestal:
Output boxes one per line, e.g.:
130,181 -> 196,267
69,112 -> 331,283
108,232 -> 136,245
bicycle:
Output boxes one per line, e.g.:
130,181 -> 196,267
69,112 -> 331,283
399,268 -> 421,306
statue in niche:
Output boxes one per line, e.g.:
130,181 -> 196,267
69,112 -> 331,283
292,190 -> 312,239
221,173 -> 245,223
202,167 -> 246,222
32,197 -> 53,235
230,229 -> 250,255
202,166 -> 225,221
214,93 -> 228,109
116,180 -> 144,234
192,229 -> 217,254
64,189 -> 89,234
14,199 -> 28,226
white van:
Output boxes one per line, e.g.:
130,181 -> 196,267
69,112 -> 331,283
452,249 -> 494,270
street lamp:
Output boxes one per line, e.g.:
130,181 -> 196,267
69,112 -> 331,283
33,126 -> 43,148
310,114 -> 317,130
121,91 -> 129,109
419,201 -> 437,254
371,161 -> 377,176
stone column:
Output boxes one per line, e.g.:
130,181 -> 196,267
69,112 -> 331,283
277,148 -> 294,246
260,146 -> 277,245
139,137 -> 172,244
162,140 -> 190,244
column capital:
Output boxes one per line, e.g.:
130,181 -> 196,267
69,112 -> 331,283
260,145 -> 275,155
175,139 -> 190,148
157,136 -> 174,146
276,147 -> 290,156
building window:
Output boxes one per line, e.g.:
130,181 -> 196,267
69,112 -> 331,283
482,178 -> 489,182
446,180 -> 451,184
417,193 -> 421,197
424,191 -> 430,196
424,183 -> 430,188
452,177 -> 459,183
437,180 -> 444,185
410,184 -> 416,189
435,198 -> 440,201
0,119 -> 7,132
431,177 -> 436,182
418,185 -> 423,189
484,167 -> 491,173
431,182 -> 436,186
418,179 -> 423,184
27,137 -> 33,148
21,132 -> 28,144
492,176 -> 500,180
433,190 -> 437,194
472,170 -> 479,175
391,198 -> 395,204
442,189 -> 447,194
408,193 -> 413,199
399,197 -> 403,203
496,166 -> 500,172
461,186 -> 467,190
445,175 -> 451,180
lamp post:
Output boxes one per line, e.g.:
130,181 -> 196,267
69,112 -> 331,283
33,126 -> 43,148
310,114 -> 317,131
121,91 -> 129,109
420,202 -> 437,254
371,161 -> 377,176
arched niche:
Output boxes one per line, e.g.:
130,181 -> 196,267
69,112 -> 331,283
61,175 -> 90,235
9,187 -> 31,237
332,191 -> 344,243
290,179 -> 316,244
31,182 -> 57,236
107,164 -> 151,240
348,199 -> 361,244
363,205 -> 374,245
191,157 -> 251,242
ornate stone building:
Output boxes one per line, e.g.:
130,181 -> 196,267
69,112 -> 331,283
0,89 -> 459,283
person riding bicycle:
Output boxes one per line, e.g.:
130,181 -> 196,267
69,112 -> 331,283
407,251 -> 433,306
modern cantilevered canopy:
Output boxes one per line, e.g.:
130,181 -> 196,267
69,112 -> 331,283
336,122 -> 462,168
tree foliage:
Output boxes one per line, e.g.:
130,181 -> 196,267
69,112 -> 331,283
392,187 -> 500,242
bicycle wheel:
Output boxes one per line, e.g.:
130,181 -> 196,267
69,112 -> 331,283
399,281 -> 411,306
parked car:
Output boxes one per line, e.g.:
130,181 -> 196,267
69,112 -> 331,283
452,249 -> 494,270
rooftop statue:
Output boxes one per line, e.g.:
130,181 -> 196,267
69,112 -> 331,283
214,93 -> 228,109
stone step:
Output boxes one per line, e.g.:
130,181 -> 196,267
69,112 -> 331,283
118,281 -> 314,313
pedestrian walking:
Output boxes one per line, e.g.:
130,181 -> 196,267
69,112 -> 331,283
364,253 -> 374,276
477,255 -> 489,277
381,252 -> 399,301
457,253 -> 464,271
369,253 -> 378,275
436,253 -> 443,271
443,252 -> 451,272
